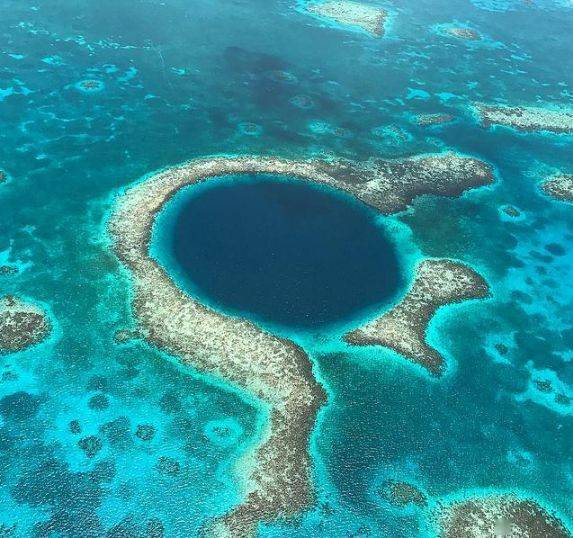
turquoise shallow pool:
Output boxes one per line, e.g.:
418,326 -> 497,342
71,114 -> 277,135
0,0 -> 572,536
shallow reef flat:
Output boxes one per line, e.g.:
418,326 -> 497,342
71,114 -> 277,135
475,103 -> 573,134
0,295 -> 52,354
541,175 -> 573,203
344,259 -> 490,376
316,152 -> 494,214
434,492 -> 572,537
109,154 -> 493,535
305,0 -> 387,36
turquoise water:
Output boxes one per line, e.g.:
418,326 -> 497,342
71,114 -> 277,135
152,174 -> 403,331
0,0 -> 572,536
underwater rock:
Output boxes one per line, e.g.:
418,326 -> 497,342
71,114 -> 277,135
435,493 -> 571,537
475,103 -> 573,134
0,265 -> 18,276
0,391 -> 41,421
136,424 -> 156,441
78,435 -> 103,458
87,375 -> 108,392
157,456 -> 181,477
305,1 -> 387,37
108,154 -> 494,535
381,480 -> 427,508
0,170 -> 7,184
0,295 -> 52,354
541,175 -> 573,203
416,113 -> 455,126
345,259 -> 489,375
69,419 -> 82,434
113,328 -> 141,344
88,393 -> 110,411
501,205 -> 521,218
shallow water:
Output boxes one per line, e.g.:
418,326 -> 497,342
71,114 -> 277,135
0,0 -> 572,536
153,174 -> 403,331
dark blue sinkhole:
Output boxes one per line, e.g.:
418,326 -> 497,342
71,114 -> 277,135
152,174 -> 404,331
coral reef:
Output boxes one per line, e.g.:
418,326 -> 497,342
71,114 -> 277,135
306,1 -> 387,37
344,259 -> 489,376
435,493 -> 571,537
382,480 -> 427,508
0,295 -> 52,354
541,175 -> 573,203
475,103 -> 573,134
109,154 -> 493,534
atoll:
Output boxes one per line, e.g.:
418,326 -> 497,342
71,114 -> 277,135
541,175 -> 573,203
0,295 -> 52,354
475,103 -> 573,134
305,1 -> 387,37
435,493 -> 571,537
109,154 -> 493,534
344,259 -> 489,376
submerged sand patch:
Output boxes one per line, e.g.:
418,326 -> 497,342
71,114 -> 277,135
109,154 -> 493,536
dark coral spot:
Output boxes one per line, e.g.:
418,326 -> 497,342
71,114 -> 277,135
69,419 -> 81,434
136,424 -> 156,442
100,417 -> 132,448
0,391 -> 41,421
87,375 -> 108,392
88,393 -> 110,411
159,392 -> 182,414
545,243 -> 566,256
157,456 -> 180,477
78,436 -> 103,458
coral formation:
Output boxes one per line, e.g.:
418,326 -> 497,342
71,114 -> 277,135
306,1 -> 387,37
109,154 -> 493,534
541,175 -> 573,203
0,295 -> 52,354
344,259 -> 489,376
435,493 -> 571,537
475,103 -> 573,134
382,480 -> 427,508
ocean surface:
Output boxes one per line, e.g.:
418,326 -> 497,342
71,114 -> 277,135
1,0 -> 572,536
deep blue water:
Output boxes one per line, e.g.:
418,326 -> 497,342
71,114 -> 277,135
0,0 -> 572,536
160,175 -> 402,330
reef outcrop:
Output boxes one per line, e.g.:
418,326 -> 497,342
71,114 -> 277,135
305,1 -> 387,37
109,154 -> 493,535
475,103 -> 573,134
344,259 -> 489,376
382,480 -> 427,508
541,175 -> 573,203
435,493 -> 571,537
0,295 -> 52,353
